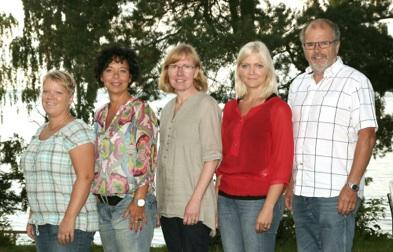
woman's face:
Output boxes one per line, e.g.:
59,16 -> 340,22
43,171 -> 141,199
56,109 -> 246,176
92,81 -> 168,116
238,53 -> 268,91
101,59 -> 131,96
167,56 -> 198,93
42,79 -> 72,118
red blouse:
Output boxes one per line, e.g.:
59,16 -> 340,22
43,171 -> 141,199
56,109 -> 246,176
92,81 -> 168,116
216,95 -> 294,197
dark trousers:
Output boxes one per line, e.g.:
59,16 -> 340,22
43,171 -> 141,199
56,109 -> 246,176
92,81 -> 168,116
160,216 -> 211,252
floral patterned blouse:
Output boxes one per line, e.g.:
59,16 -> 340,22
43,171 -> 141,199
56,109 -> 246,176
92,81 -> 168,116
91,98 -> 158,196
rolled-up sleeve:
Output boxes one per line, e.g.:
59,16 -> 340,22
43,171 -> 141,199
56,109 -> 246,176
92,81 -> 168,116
199,97 -> 222,162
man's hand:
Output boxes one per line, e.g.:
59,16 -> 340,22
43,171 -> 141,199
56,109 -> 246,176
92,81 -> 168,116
337,185 -> 357,215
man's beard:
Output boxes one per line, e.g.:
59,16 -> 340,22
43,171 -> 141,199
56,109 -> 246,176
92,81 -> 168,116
309,53 -> 330,74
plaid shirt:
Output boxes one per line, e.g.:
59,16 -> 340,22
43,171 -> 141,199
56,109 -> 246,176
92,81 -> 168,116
288,57 -> 378,197
22,119 -> 99,231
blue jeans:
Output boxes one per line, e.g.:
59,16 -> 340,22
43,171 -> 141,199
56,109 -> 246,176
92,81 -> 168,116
218,195 -> 284,252
97,193 -> 157,252
34,224 -> 94,252
292,195 -> 360,252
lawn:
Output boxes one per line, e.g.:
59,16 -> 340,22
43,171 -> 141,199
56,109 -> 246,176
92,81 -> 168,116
1,237 -> 392,252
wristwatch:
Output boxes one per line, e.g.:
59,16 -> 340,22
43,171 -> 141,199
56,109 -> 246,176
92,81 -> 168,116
347,182 -> 360,192
136,199 -> 146,207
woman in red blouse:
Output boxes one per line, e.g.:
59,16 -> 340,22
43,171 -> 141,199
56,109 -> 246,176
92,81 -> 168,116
216,41 -> 293,252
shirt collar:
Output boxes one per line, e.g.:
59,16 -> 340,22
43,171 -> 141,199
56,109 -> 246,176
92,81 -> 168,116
305,56 -> 343,77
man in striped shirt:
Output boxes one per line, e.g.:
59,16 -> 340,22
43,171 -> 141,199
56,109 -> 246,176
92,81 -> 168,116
285,18 -> 377,252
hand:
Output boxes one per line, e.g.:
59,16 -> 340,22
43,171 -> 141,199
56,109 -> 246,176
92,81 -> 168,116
215,175 -> 221,194
337,185 -> 357,215
183,197 -> 201,225
155,213 -> 161,228
58,216 -> 76,245
215,175 -> 222,228
123,201 -> 146,232
284,181 -> 293,211
256,206 -> 273,233
26,223 -> 35,240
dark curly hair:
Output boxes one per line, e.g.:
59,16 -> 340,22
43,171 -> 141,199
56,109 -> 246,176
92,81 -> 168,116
95,45 -> 140,87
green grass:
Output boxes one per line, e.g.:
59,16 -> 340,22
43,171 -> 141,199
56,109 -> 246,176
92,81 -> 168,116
1,237 -> 392,252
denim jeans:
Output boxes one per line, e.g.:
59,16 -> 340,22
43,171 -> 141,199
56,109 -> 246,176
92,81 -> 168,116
160,216 -> 211,252
97,193 -> 157,252
34,224 -> 94,252
218,195 -> 284,252
292,195 -> 360,252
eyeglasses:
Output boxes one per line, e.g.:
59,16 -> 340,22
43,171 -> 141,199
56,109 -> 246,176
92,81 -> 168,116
167,64 -> 195,72
303,40 -> 338,50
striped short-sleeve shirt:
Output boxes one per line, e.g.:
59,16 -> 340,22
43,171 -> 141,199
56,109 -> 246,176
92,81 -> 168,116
288,57 -> 378,198
21,119 -> 99,232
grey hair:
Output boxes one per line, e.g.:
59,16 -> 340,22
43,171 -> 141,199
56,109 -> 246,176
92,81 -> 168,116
300,18 -> 341,43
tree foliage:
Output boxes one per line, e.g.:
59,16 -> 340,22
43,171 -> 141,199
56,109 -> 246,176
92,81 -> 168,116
6,0 -> 393,154
0,13 -> 17,104
0,135 -> 26,234
1,0 -> 393,235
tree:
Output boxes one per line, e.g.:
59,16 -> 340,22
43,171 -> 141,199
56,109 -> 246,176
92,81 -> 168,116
0,13 -> 17,105
0,135 -> 26,244
1,0 -> 393,239
9,0 -> 132,121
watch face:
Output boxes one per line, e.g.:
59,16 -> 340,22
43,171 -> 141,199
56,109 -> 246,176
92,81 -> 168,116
348,183 -> 359,191
137,199 -> 145,207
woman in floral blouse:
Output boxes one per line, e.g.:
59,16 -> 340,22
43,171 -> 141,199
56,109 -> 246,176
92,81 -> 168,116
91,45 -> 158,252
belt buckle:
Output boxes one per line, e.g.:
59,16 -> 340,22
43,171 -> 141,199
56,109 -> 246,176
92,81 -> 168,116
95,194 -> 123,206
95,194 -> 109,204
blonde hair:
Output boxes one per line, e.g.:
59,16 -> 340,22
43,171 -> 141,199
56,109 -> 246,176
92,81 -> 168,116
43,70 -> 76,95
159,43 -> 208,93
235,41 -> 278,99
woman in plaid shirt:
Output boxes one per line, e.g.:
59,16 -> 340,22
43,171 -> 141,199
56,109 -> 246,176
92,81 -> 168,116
22,70 -> 98,252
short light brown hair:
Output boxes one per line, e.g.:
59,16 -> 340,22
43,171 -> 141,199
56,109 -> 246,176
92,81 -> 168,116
43,70 -> 76,95
159,43 -> 208,93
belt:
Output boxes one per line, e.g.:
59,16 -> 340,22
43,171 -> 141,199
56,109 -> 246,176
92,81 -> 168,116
94,194 -> 124,206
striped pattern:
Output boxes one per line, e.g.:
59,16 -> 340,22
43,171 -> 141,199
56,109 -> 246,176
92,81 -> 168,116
288,57 -> 378,197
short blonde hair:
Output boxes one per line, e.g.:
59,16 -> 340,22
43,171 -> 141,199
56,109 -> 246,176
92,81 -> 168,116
235,41 -> 278,99
159,43 -> 208,93
43,70 -> 76,95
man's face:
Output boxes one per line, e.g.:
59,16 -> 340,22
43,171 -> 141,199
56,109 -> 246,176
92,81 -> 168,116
303,23 -> 340,74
